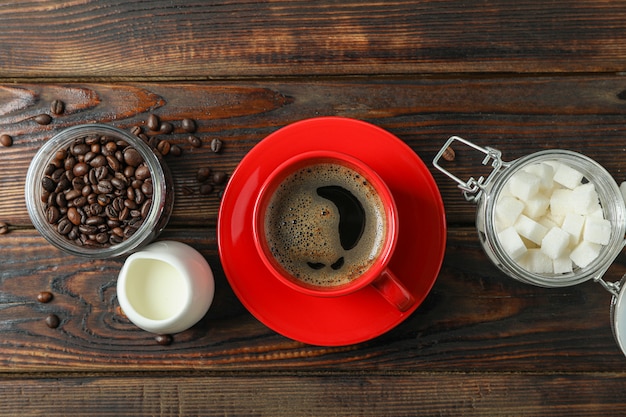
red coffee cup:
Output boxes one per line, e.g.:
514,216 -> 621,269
253,150 -> 414,311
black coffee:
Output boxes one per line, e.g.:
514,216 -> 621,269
264,162 -> 387,287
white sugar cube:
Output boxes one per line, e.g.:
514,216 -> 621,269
570,183 -> 599,215
561,213 -> 585,245
514,214 -> 548,245
553,256 -> 573,274
518,249 -> 553,274
523,162 -> 554,191
495,196 -> 524,229
523,192 -> 550,218
583,217 -> 611,245
538,216 -> 559,231
589,207 -> 605,219
553,164 -> 584,189
549,188 -> 573,217
508,171 -> 541,201
541,227 -> 571,260
570,240 -> 601,268
498,227 -> 527,260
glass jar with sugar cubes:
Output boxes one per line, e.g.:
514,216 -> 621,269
434,136 -> 626,356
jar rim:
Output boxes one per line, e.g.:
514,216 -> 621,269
25,123 -> 173,258
484,149 -> 626,287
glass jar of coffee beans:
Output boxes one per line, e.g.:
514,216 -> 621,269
25,124 -> 174,258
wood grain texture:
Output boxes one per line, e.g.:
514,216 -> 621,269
1,77 -> 626,226
1,227 -> 625,373
1,372 -> 625,417
0,1 -> 625,79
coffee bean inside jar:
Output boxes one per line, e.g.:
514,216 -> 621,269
26,124 -> 174,258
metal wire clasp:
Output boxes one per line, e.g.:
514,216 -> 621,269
433,136 -> 508,203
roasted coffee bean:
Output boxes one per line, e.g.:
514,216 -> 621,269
45,314 -> 60,328
0,222 -> 8,235
159,121 -> 173,134
73,162 -> 89,177
42,177 -> 56,192
67,207 -> 81,225
130,126 -> 142,136
106,154 -> 121,171
147,114 -> 160,131
212,171 -> 227,185
157,139 -> 171,155
181,118 -> 196,133
72,143 -> 90,156
65,189 -> 82,201
124,148 -> 143,167
55,193 -> 67,208
85,216 -> 105,226
90,154 -> 107,168
0,134 -> 12,147
97,180 -> 113,194
124,199 -> 138,210
187,135 -> 202,148
135,164 -> 150,180
210,138 -> 223,153
96,232 -> 109,244
196,167 -> 211,182
141,199 -> 152,218
50,99 -> 65,115
141,181 -> 153,196
155,334 -> 173,346
46,206 -> 61,224
35,114 -> 52,125
134,188 -> 145,204
57,218 -> 73,235
169,144 -> 182,157
110,177 -> 125,191
199,183 -> 214,195
37,291 -> 53,303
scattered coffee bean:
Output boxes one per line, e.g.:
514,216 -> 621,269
169,144 -> 182,157
442,146 -> 455,162
50,99 -> 65,115
212,171 -> 227,185
199,183 -> 214,195
159,122 -> 173,134
196,167 -> 211,182
130,126 -> 142,136
155,334 -> 173,346
45,313 -> 60,328
146,114 -> 160,131
40,135 -> 153,248
157,139 -> 171,156
187,135 -> 202,148
210,138 -> 223,153
37,291 -> 53,303
0,222 -> 8,235
181,118 -> 196,133
0,134 -> 12,147
34,114 -> 52,125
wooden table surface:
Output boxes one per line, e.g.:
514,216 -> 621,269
2,1 -> 626,415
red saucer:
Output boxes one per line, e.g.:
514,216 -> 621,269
217,117 -> 446,346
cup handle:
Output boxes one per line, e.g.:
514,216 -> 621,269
371,269 -> 414,312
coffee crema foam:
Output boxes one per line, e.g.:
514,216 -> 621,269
264,162 -> 387,288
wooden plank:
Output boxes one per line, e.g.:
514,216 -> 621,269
0,1 -> 626,78
1,372 -> 626,416
2,78 -> 626,226
1,227 -> 625,372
